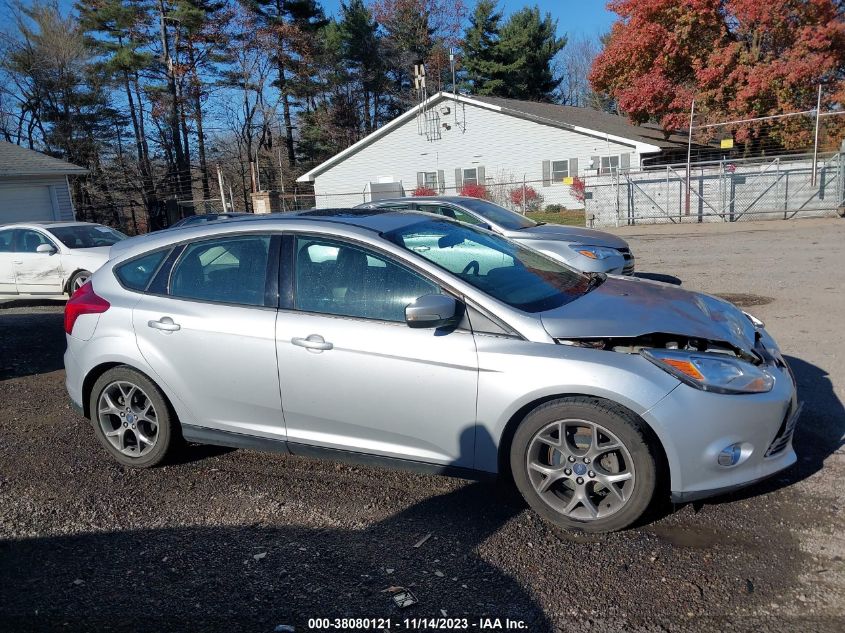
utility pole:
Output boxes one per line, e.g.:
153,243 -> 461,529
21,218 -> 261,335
216,164 -> 227,212
685,99 -> 695,216
812,84 -> 822,187
449,48 -> 456,97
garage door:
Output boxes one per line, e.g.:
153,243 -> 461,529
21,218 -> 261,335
0,185 -> 55,224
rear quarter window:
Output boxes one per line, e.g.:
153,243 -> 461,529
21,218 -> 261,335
115,250 -> 168,291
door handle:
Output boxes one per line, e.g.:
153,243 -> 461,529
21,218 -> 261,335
12,260 -> 22,264
291,334 -> 333,351
148,316 -> 181,332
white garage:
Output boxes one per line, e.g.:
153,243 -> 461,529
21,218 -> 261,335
0,141 -> 87,225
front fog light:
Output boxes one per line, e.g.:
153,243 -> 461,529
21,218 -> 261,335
717,442 -> 752,467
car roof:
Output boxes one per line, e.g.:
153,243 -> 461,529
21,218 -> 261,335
362,196 -> 479,205
240,208 -> 432,233
110,209 -> 442,260
0,221 -> 103,230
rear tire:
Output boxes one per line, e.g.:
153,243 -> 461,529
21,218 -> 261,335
510,397 -> 658,533
89,366 -> 177,468
69,270 -> 92,294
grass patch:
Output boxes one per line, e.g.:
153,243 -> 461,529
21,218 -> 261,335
525,210 -> 585,226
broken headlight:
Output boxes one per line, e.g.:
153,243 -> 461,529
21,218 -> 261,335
640,348 -> 774,394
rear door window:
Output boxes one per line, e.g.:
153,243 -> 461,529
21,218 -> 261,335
169,235 -> 270,306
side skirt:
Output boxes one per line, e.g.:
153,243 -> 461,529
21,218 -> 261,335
180,424 -> 495,481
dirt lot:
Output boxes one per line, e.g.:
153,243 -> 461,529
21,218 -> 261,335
1,218 -> 844,632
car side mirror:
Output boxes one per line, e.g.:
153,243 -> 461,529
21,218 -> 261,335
36,243 -> 57,254
405,294 -> 460,329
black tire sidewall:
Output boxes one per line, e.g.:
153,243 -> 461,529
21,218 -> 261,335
89,366 -> 173,468
510,398 -> 657,533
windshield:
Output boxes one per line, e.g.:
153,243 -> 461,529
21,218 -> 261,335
384,219 -> 589,312
47,225 -> 126,249
459,198 -> 538,231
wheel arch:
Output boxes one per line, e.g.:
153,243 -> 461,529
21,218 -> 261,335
82,361 -> 181,431
496,392 -> 670,492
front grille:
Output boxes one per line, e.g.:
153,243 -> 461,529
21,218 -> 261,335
765,402 -> 802,457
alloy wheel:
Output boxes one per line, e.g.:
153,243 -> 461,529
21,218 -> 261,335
97,381 -> 159,458
526,418 -> 636,521
72,274 -> 90,292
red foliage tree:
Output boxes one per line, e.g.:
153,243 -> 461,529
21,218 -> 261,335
508,185 -> 543,211
459,183 -> 490,199
569,177 -> 586,204
412,185 -> 437,196
590,0 -> 845,149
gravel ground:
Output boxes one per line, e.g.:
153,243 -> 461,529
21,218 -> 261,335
1,218 -> 844,632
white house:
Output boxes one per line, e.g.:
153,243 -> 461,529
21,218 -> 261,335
296,92 -> 689,210
0,140 -> 87,224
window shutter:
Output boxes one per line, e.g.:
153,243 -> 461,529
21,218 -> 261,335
454,168 -> 463,191
542,160 -> 551,187
437,169 -> 445,193
591,155 -> 601,173
569,158 -> 578,177
477,165 -> 485,184
417,172 -> 425,186
620,153 -> 631,171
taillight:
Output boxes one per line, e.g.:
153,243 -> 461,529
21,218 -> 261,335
64,282 -> 110,335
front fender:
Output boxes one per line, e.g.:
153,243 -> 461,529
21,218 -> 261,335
474,336 -> 680,472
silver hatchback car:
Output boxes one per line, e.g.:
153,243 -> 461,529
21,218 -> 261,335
64,210 -> 800,532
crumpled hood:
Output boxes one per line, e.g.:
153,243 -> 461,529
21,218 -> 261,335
540,276 -> 758,355
509,224 -> 629,249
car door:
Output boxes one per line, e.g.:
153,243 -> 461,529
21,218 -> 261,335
276,234 -> 479,468
131,234 -> 286,439
12,228 -> 64,294
0,229 -> 16,294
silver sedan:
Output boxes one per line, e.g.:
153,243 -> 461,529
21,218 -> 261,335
358,196 -> 635,275
64,210 -> 799,532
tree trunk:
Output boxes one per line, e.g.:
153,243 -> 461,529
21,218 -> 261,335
188,45 -> 211,200
158,0 -> 191,201
274,0 -> 296,167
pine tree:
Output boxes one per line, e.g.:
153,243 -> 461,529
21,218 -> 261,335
495,6 -> 565,101
461,0 -> 505,95
339,0 -> 384,131
76,0 -> 158,216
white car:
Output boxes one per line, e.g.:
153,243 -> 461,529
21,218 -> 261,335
0,221 -> 126,299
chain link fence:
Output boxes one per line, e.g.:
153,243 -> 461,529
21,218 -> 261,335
586,150 -> 844,227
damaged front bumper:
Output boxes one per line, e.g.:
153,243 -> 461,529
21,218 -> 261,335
642,345 -> 800,503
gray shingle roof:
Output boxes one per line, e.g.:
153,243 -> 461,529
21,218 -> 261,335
470,95 -> 689,149
0,140 -> 88,177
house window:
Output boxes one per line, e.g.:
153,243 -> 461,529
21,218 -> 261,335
551,160 -> 569,182
423,172 -> 438,190
462,168 -> 478,186
600,156 -> 620,175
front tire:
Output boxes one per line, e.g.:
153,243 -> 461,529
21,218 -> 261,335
510,397 -> 658,533
89,366 -> 177,468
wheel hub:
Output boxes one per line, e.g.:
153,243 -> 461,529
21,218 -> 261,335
97,381 -> 159,458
